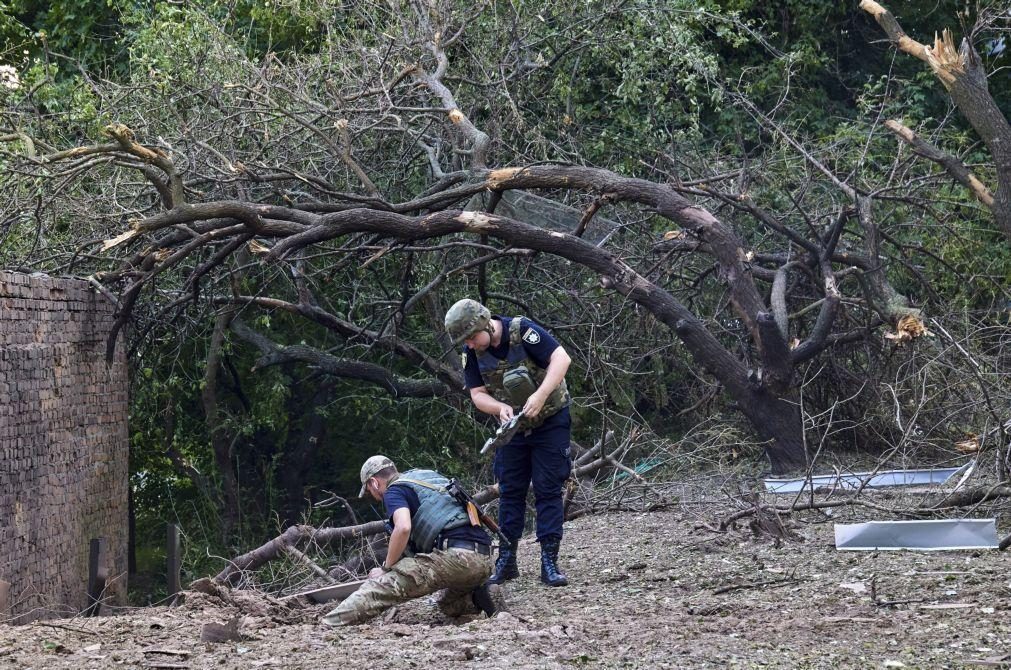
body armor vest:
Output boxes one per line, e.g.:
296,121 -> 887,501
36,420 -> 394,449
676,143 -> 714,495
474,316 -> 570,431
389,469 -> 470,554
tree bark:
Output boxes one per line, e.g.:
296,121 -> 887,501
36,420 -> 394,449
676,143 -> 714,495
222,297 -> 463,390
212,521 -> 386,585
883,119 -> 995,209
741,390 -> 806,473
203,312 -> 241,539
231,319 -> 451,397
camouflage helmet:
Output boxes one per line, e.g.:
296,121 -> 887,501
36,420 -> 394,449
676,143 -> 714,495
445,298 -> 492,344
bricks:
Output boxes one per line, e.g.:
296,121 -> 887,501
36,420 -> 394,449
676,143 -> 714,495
0,271 -> 128,623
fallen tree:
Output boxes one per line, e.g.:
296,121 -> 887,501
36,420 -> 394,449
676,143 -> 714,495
95,162 -> 848,472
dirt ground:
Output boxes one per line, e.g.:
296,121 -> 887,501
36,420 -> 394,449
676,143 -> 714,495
1,504 -> 1009,669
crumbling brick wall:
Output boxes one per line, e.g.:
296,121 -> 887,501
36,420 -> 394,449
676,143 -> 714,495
0,271 -> 128,622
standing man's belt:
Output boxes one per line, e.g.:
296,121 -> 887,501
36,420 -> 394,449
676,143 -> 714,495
439,539 -> 492,555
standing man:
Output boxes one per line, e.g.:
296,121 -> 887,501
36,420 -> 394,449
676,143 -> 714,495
444,299 -> 572,587
322,455 -> 496,626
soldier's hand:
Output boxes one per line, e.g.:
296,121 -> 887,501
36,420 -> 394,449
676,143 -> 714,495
523,391 -> 546,418
498,404 -> 514,424
367,567 -> 386,579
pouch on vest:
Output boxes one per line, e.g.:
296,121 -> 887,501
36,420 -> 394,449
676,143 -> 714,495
502,366 -> 537,407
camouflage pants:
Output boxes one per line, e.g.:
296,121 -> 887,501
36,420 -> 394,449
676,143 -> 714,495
321,548 -> 493,626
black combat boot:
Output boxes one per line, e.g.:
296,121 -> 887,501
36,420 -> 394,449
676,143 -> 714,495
539,537 -> 568,587
487,541 -> 519,585
471,582 -> 499,617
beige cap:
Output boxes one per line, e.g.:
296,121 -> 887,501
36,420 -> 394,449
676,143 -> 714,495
358,455 -> 395,497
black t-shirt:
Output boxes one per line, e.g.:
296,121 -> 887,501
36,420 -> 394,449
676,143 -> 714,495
463,316 -> 560,390
383,483 -> 490,547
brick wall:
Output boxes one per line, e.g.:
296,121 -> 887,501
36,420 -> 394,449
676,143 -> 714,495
0,271 -> 129,622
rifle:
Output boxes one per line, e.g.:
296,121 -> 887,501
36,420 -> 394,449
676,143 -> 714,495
480,410 -> 526,455
445,478 -> 511,547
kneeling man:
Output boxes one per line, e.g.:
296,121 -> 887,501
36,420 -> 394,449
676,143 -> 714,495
322,455 -> 495,626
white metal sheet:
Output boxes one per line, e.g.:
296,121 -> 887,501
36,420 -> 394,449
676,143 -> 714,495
834,519 -> 998,551
764,462 -> 972,494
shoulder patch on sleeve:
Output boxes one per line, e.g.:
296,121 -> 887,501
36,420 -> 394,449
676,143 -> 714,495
522,328 -> 541,345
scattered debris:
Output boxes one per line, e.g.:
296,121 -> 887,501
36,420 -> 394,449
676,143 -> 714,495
1,507 -> 1009,668
200,617 -> 241,644
821,616 -> 878,624
838,581 -> 868,594
602,574 -> 629,583
964,652 -> 1011,667
685,603 -> 731,616
713,572 -> 803,595
142,648 -> 191,657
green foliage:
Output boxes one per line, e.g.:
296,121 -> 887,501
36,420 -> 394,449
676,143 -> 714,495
1,0 -> 334,74
225,0 -> 330,56
0,3 -> 29,58
918,219 -> 1011,310
0,0 -> 143,80
123,3 -> 247,86
496,0 -> 753,169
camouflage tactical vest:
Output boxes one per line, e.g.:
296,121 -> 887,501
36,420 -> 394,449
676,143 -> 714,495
471,316 -> 570,431
389,469 -> 470,555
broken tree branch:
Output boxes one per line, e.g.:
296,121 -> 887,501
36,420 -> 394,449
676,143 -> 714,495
883,119 -> 994,209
